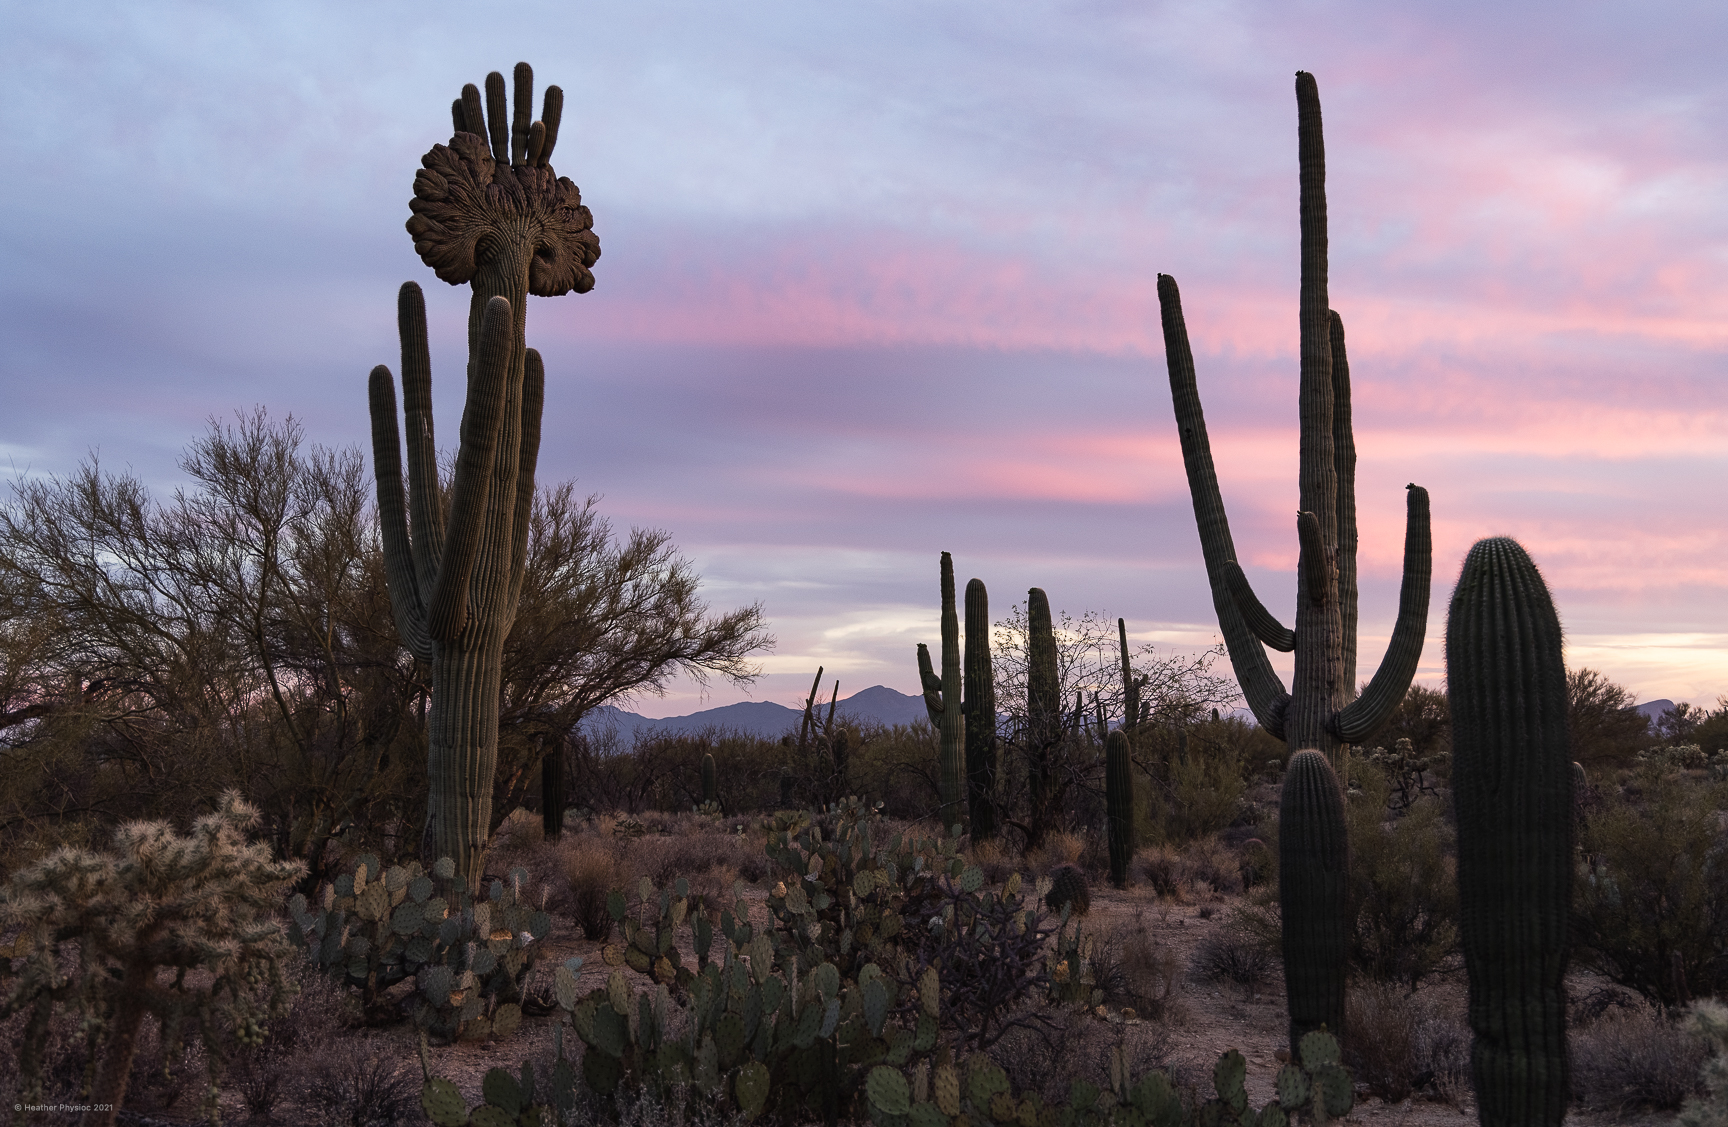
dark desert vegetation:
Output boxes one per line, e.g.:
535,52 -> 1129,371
2,61 -> 1725,1127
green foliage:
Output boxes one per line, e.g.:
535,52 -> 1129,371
1574,768 -> 1728,1007
288,854 -> 551,1041
0,793 -> 304,1127
1341,760 -> 1458,990
1360,738 -> 1445,815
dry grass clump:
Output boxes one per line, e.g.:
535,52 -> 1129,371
1344,981 -> 1470,1105
968,838 -> 1020,886
1187,925 -> 1276,996
1570,997 -> 1707,1113
1026,830 -> 1084,875
1135,836 -> 1243,901
561,834 -> 622,941
1109,909 -> 1185,1023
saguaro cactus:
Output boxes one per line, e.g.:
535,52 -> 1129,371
1026,587 -> 1061,839
1447,538 -> 1572,1124
1105,729 -> 1134,888
916,552 -> 967,829
700,752 -> 717,807
1118,618 -> 1144,731
1280,749 -> 1349,1050
1159,71 -> 1431,769
964,577 -> 999,839
369,62 -> 600,891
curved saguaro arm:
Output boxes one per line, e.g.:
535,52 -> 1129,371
1331,311 -> 1359,687
1159,273 -> 1290,738
1332,484 -> 1432,742
1223,562 -> 1295,652
368,365 -> 434,664
916,643 -> 942,725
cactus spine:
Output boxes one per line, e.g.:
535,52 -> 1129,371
1105,729 -> 1134,888
1446,537 -> 1572,1124
1280,749 -> 1349,1051
917,552 -> 967,829
370,63 -> 598,891
964,578 -> 998,840
700,752 -> 717,807
1158,70 -> 1432,770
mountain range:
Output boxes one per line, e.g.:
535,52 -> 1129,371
580,685 -> 929,742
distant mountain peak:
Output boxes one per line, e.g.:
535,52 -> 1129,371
580,685 -> 926,741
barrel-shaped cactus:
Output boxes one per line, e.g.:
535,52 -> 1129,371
1446,537 -> 1572,1124
1280,750 -> 1348,1051
1105,729 -> 1134,888
964,578 -> 998,839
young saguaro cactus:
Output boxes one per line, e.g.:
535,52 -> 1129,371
1105,729 -> 1134,888
700,751 -> 717,807
963,577 -> 998,839
1158,71 -> 1431,770
916,552 -> 966,830
1447,538 -> 1572,1124
1280,749 -> 1349,1051
369,62 -> 599,891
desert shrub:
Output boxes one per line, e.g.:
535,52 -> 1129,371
1044,862 -> 1091,917
1344,981 -> 1470,1104
968,838 -> 1019,885
1574,769 -> 1728,1006
1188,925 -> 1276,995
1139,740 -> 1247,846
1112,910 -> 1183,1021
1134,836 -> 1243,901
1571,998 -> 1706,1112
563,834 -> 622,941
1026,830 -> 1084,874
987,1010 -> 1173,1109
1343,761 -> 1459,989
1680,998 -> 1728,1127
298,1037 -> 419,1127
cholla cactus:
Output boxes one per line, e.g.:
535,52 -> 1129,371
0,794 -> 305,1127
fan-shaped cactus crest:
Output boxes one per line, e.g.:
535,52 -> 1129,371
369,62 -> 599,891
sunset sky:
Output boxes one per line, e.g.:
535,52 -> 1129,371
3,2 -> 1724,718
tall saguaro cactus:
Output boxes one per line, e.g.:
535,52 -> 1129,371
369,63 -> 600,892
1280,749 -> 1350,1050
1159,71 -> 1431,769
917,552 -> 967,830
1104,729 -> 1134,888
1447,538 -> 1572,1124
964,577 -> 998,839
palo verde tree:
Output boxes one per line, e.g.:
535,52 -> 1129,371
1159,71 -> 1432,769
369,63 -> 600,890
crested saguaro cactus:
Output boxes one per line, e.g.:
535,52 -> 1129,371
1159,71 -> 1431,769
1446,538 -> 1572,1124
963,577 -> 998,839
916,552 -> 967,829
369,62 -> 600,891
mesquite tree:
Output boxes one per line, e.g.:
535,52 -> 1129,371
1159,71 -> 1431,770
369,62 -> 599,890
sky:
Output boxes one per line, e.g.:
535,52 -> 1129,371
2,1 -> 1725,719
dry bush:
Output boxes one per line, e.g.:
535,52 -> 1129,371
969,838 -> 1020,886
563,834 -> 623,940
295,1036 -> 418,1127
989,1009 -> 1173,1108
1344,981 -> 1469,1104
1188,925 -> 1276,996
619,825 -> 764,890
1135,837 -> 1242,901
226,953 -> 361,1120
1571,998 -> 1707,1113
1026,831 -> 1085,874
1112,909 -> 1185,1022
